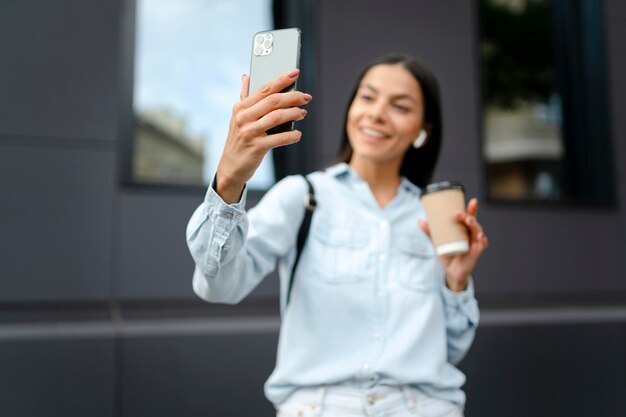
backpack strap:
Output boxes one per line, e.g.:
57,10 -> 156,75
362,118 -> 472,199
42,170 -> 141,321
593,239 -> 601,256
286,175 -> 316,306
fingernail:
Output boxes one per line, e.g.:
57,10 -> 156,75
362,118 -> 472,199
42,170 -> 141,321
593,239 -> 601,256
242,74 -> 246,80
300,109 -> 308,119
303,93 -> 312,102
288,69 -> 300,78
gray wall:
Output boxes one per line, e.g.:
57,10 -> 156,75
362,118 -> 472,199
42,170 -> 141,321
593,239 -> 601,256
0,0 -> 624,416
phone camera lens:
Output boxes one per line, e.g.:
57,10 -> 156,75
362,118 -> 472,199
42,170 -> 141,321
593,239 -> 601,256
264,39 -> 272,48
254,46 -> 263,56
255,35 -> 264,44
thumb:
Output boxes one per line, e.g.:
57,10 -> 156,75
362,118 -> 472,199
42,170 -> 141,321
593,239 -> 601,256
418,220 -> 431,238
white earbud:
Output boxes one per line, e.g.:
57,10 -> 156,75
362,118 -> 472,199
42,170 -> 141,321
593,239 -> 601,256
413,129 -> 428,148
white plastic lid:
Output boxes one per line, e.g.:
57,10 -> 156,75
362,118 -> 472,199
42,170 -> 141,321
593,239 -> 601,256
436,240 -> 469,256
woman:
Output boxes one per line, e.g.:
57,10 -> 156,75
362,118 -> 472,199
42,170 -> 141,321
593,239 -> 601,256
187,53 -> 488,417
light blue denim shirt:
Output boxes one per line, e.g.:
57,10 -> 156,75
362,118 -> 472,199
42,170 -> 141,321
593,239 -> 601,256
186,163 -> 479,408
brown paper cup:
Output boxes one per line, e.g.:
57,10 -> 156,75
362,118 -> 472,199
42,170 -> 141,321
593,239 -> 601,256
421,181 -> 469,256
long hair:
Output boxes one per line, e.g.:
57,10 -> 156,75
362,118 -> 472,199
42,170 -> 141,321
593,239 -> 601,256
335,53 -> 442,189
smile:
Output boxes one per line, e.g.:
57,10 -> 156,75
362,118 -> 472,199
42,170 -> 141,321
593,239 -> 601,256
360,127 -> 390,139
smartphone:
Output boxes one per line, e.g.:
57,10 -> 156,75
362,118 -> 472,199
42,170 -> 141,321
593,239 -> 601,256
249,28 -> 302,135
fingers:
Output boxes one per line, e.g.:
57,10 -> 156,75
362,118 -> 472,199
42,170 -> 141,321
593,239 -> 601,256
231,70 -> 312,139
244,90 -> 312,123
241,68 -> 301,108
263,129 -> 303,149
256,107 -> 307,134
466,197 -> 478,216
240,74 -> 250,100
457,198 -> 489,252
457,212 -> 482,238
456,210 -> 489,256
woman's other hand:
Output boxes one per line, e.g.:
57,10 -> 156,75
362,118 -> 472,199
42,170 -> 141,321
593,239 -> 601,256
419,198 -> 489,292
216,69 -> 313,203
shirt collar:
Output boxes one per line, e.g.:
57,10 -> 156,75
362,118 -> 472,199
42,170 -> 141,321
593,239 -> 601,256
325,162 -> 422,198
325,162 -> 351,178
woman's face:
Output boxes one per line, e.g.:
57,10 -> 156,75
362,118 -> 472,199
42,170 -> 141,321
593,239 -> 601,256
347,64 -> 425,168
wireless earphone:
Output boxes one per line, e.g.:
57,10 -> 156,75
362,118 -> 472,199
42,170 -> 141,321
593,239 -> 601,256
413,129 -> 428,148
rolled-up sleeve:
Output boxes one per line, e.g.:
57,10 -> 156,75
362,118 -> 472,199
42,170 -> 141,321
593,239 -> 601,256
186,175 -> 307,304
440,278 -> 480,365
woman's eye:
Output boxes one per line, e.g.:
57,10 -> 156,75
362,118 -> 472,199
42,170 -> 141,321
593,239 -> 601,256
360,95 -> 374,102
393,104 -> 409,112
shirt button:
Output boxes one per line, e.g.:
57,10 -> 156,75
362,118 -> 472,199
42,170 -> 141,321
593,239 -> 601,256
372,332 -> 381,339
362,363 -> 370,371
379,220 -> 389,230
378,254 -> 387,261
223,211 -> 233,220
376,291 -> 385,298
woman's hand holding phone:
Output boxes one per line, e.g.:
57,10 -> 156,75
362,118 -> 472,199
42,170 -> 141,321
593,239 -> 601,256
215,69 -> 312,204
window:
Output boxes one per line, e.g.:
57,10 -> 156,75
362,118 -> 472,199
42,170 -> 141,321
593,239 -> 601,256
479,0 -> 613,203
130,0 -> 275,189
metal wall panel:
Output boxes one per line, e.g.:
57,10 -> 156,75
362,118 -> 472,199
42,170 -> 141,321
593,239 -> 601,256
121,333 -> 278,417
460,323 -> 626,417
0,144 -> 115,301
0,338 -> 116,417
0,0 -> 120,140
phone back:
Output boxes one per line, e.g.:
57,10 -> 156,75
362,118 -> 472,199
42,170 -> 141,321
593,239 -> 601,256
249,28 -> 301,95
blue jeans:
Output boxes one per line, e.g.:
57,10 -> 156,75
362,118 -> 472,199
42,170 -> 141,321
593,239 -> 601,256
276,385 -> 463,417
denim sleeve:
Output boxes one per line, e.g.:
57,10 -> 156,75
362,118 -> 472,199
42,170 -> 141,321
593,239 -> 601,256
440,278 -> 480,365
186,175 -> 307,304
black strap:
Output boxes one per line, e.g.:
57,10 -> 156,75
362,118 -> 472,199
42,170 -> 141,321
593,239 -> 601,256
286,175 -> 316,306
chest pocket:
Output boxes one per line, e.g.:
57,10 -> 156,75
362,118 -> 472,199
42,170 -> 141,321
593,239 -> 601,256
309,220 -> 371,283
395,234 -> 439,291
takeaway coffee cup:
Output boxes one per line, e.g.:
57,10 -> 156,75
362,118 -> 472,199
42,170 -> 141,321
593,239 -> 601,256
420,181 -> 469,256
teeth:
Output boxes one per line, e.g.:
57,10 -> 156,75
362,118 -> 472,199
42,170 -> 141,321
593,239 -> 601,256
361,127 -> 387,138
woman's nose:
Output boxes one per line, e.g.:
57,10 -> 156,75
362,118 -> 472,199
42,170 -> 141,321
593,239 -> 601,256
366,101 -> 387,121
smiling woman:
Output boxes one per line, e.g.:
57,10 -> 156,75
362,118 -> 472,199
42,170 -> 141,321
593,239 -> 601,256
187,52 -> 488,417
129,0 -> 275,188
347,65 -> 425,175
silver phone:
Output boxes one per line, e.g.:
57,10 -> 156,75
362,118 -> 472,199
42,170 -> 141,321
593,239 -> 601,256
249,28 -> 302,135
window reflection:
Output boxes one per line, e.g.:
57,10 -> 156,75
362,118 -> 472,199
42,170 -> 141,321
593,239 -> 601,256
132,0 -> 275,188
480,0 -> 614,204
481,0 -> 563,201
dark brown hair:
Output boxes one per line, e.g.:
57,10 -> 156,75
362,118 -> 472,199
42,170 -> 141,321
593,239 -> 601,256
336,53 -> 442,188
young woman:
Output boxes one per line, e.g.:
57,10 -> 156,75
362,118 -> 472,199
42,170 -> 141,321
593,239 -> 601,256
187,54 -> 488,417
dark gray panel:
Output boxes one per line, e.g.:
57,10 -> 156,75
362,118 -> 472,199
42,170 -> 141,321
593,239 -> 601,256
122,334 -> 278,417
0,0 -> 120,140
473,209 -> 623,294
0,338 -> 116,417
115,192 -> 279,300
460,323 -> 626,417
0,145 -> 115,301
606,0 -> 626,19
115,192 -> 208,299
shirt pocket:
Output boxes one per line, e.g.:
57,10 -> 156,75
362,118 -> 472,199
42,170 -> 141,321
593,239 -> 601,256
310,220 -> 371,284
395,234 -> 438,291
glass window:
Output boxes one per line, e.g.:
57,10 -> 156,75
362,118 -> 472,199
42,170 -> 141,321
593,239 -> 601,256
132,0 -> 275,189
479,0 -> 613,203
